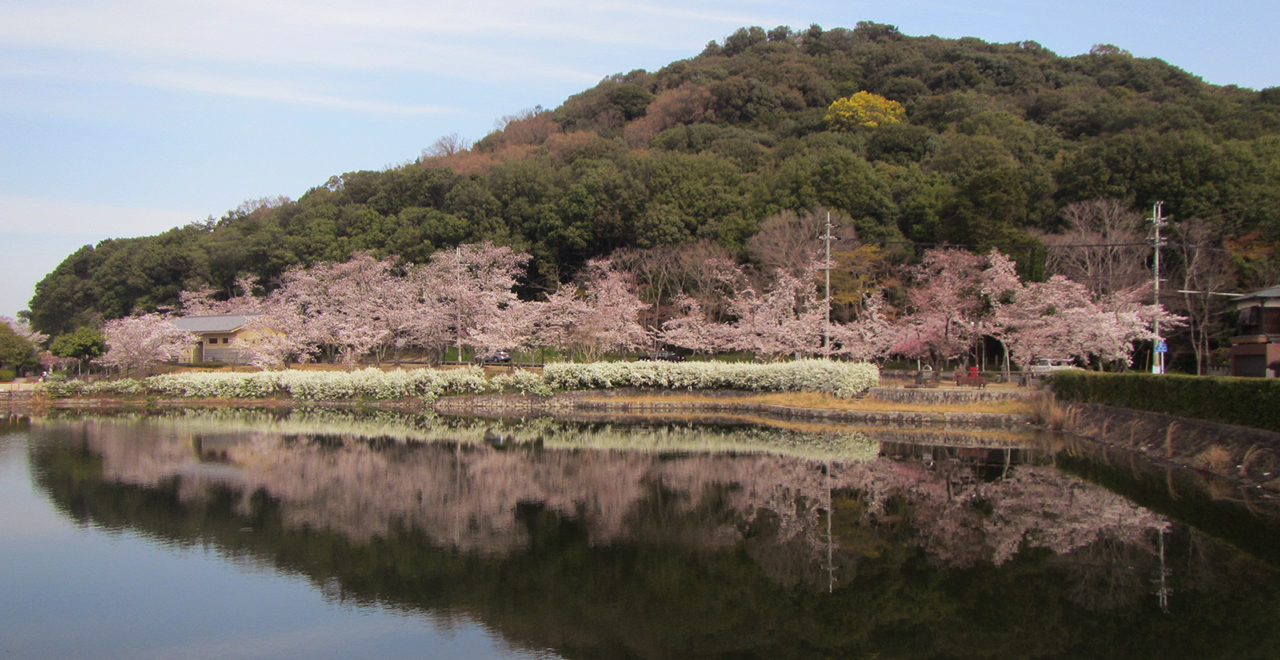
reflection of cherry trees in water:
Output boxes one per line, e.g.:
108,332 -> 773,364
907,463 -> 1167,567
45,415 -> 1168,588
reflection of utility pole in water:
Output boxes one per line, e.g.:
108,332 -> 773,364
453,441 -> 462,546
825,460 -> 837,593
1152,527 -> 1172,614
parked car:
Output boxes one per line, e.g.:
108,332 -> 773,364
646,350 -> 684,362
483,350 -> 511,364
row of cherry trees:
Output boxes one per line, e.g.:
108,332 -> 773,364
100,243 -> 1177,372
659,248 -> 1179,371
175,244 -> 650,369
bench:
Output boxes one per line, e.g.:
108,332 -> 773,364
954,374 -> 988,388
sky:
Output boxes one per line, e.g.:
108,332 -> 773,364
2,0 -> 1277,322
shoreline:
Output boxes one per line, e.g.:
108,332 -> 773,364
431,389 -> 1034,429
12,385 -> 1038,430
10,386 -> 1279,492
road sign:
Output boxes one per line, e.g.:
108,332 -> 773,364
1155,339 -> 1167,353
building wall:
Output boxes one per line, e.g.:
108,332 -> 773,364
180,331 -> 252,365
1230,340 -> 1280,377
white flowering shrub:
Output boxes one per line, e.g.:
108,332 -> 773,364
115,367 -> 499,401
86,378 -> 148,396
39,377 -> 146,397
40,376 -> 84,398
147,372 -> 281,398
436,366 -> 494,396
42,360 -> 876,401
491,369 -> 553,396
543,359 -> 878,398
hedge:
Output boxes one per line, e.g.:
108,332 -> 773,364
1049,371 -> 1280,433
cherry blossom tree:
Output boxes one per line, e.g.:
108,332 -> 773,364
270,253 -> 395,367
378,266 -> 449,366
979,256 -> 1183,371
531,260 -> 650,361
891,249 -> 987,366
1,316 -> 48,347
534,285 -> 589,359
421,243 -> 529,362
827,292 -> 898,361
996,275 -> 1094,370
178,278 -> 263,316
720,262 -> 825,360
658,294 -> 728,356
99,313 -> 197,376
470,298 -> 540,362
974,250 -> 1028,377
566,260 -> 651,360
238,298 -> 319,370
1082,286 -> 1184,368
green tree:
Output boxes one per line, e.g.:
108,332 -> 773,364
50,326 -> 107,375
0,323 -> 40,377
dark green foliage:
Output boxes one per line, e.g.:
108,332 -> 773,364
50,326 -> 106,371
27,23 -> 1280,336
0,323 -> 39,376
1050,371 -> 1280,432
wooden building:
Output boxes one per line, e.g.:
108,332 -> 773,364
172,314 -> 262,365
1230,285 -> 1280,377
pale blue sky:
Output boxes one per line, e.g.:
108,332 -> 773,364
2,0 -> 1276,321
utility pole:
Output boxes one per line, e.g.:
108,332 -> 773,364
1151,202 -> 1167,374
821,213 -> 837,357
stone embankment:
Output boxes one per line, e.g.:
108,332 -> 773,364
1,385 -> 41,417
433,387 -> 1035,429
866,386 -> 1028,405
6,382 -> 1036,430
1054,401 -> 1280,491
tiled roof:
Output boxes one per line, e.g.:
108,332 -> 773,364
1238,285 -> 1280,304
172,314 -> 261,333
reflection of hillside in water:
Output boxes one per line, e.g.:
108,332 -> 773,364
36,411 -> 1167,575
26,411 -> 1280,659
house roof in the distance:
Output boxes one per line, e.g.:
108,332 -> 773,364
172,314 -> 261,333
1237,285 -> 1280,306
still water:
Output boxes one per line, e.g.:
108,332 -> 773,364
2,409 -> 1279,659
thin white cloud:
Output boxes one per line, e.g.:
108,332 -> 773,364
0,0 -> 735,72
135,71 -> 460,115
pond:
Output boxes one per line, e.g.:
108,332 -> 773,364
2,409 -> 1279,659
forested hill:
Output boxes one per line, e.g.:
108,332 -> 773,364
29,22 -> 1280,336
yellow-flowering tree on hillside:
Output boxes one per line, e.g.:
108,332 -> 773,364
824,92 -> 905,130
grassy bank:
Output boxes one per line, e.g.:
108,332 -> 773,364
581,391 -> 1035,416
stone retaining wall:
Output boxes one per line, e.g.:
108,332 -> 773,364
868,387 -> 1033,405
1058,402 -> 1280,490
1,389 -> 41,416
433,390 -> 1032,429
